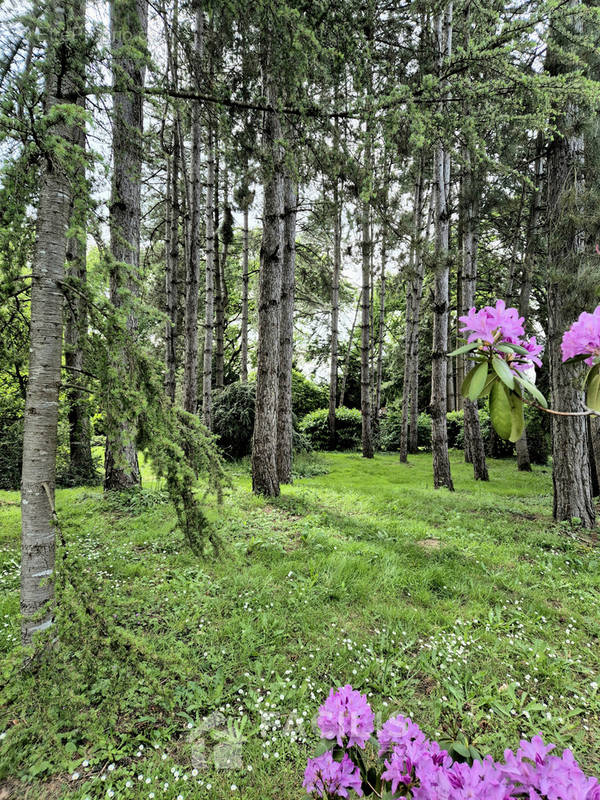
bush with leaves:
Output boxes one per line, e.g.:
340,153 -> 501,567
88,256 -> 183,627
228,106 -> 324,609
212,381 -> 256,459
0,387 -> 23,490
292,370 -> 329,419
300,406 -> 362,451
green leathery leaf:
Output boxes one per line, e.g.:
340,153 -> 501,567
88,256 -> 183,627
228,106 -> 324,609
490,381 -> 513,440
585,364 -> 600,412
509,391 -> 524,443
448,342 -> 479,357
492,355 -> 515,391
462,361 -> 489,401
514,373 -> 548,408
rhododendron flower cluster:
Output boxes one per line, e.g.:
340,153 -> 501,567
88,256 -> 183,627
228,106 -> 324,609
317,684 -> 374,749
303,752 -> 363,798
561,305 -> 600,366
458,299 -> 543,371
304,686 -> 600,799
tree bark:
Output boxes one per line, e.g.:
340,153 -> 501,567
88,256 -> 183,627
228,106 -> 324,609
360,194 -> 373,459
375,221 -> 386,426
104,0 -> 147,491
202,117 -> 216,426
20,0 -> 84,644
183,7 -> 204,415
277,175 -> 297,484
460,152 -> 488,480
400,157 -> 426,462
328,174 -> 341,446
251,71 -> 283,496
164,127 -> 179,403
64,103 -> 95,485
240,200 -> 250,383
515,135 -> 544,471
430,4 -> 454,491
546,120 -> 595,527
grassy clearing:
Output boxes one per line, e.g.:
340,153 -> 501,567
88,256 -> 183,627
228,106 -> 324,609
0,451 -> 599,799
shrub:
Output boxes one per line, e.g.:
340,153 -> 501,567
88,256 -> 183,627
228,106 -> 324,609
378,401 -> 403,451
300,406 -> 362,451
211,381 -> 256,459
446,410 -> 464,449
291,370 -> 329,419
0,400 -> 23,490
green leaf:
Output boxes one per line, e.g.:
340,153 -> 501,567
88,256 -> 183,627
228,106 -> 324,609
585,364 -> 600,412
469,746 -> 482,762
314,738 -> 336,756
492,355 -> 515,391
489,381 -> 513,440
497,342 -> 530,356
509,391 -> 524,443
451,742 -> 471,759
462,361 -> 489,401
479,373 -> 497,397
514,374 -> 548,408
448,342 -> 479,357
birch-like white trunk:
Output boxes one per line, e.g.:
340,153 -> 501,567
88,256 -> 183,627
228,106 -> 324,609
21,0 -> 83,643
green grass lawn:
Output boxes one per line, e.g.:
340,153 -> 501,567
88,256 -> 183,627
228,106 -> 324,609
1,451 -> 599,799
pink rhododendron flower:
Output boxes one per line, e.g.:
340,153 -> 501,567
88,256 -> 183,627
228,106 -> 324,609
459,299 -> 525,346
561,306 -> 600,366
458,299 -> 543,373
317,685 -> 374,749
303,752 -> 363,798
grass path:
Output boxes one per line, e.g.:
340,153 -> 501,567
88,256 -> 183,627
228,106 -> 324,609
0,452 -> 599,799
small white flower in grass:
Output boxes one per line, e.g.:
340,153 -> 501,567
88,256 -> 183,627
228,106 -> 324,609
146,777 -> 151,784
101,774 -> 107,781
108,763 -> 115,771
138,774 -> 144,781
187,722 -> 193,729
191,769 -> 198,777
247,765 -> 253,772
82,760 -> 89,767
149,794 -> 155,799
71,772 -> 80,781
126,781 -> 132,788
206,785 -> 211,791
161,753 -> 167,760
231,785 -> 237,791
107,792 -> 114,799
177,795 -> 184,800
163,783 -> 169,790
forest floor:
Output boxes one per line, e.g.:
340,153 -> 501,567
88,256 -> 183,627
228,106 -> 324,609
0,451 -> 599,799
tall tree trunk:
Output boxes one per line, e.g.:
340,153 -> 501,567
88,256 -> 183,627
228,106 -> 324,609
240,200 -> 250,383
202,117 -> 216,426
589,416 -> 600,497
460,152 -> 488,480
375,222 -> 386,426
214,158 -> 229,393
546,113 -> 595,527
183,8 -> 204,415
339,291 -> 361,408
360,195 -> 373,459
515,138 -> 543,470
104,0 -> 147,491
431,3 -> 454,490
277,175 -> 296,484
400,158 -> 426,462
328,173 -> 341,446
64,103 -> 95,485
164,127 -> 179,403
21,0 -> 84,644
251,71 -> 283,496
